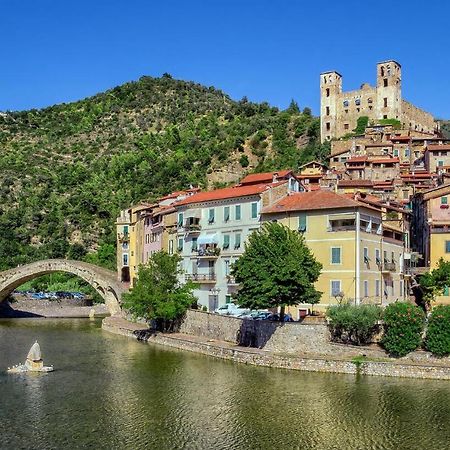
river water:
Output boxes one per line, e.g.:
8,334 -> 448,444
0,319 -> 449,450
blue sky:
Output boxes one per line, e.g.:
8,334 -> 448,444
1,0 -> 449,117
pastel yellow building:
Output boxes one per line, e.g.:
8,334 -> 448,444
262,190 -> 407,318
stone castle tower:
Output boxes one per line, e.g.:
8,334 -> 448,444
320,60 -> 435,143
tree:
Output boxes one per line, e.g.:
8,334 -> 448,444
416,258 -> 450,310
231,222 -> 322,320
286,99 -> 300,114
122,251 -> 196,331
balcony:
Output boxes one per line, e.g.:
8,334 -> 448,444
381,261 -> 396,273
195,246 -> 221,258
185,273 -> 216,283
227,275 -> 238,285
117,232 -> 130,243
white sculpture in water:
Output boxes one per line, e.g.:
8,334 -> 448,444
7,341 -> 54,373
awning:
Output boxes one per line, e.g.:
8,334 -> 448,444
197,234 -> 219,245
185,209 -> 201,218
328,213 -> 356,221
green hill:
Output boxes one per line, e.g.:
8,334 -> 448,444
440,120 -> 450,138
0,74 -> 327,271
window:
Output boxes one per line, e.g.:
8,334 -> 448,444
224,260 -> 230,276
344,123 -> 349,130
331,280 -> 341,297
383,250 -> 388,263
405,148 -> 410,157
224,206 -> 230,222
363,247 -> 369,264
251,202 -> 258,219
123,225 -> 129,234
122,242 -> 129,250
393,149 -> 399,157
364,280 -> 369,298
383,114 -> 388,119
177,238 -> 184,252
442,197 -> 448,205
177,213 -> 183,227
168,240 -> 174,255
326,122 -> 331,131
355,99 -> 361,106
326,106 -> 330,115
208,208 -> 215,224
191,237 -> 198,252
375,279 -> 381,297
391,251 -> 395,263
438,160 -> 444,167
326,88 -> 330,97
225,294 -> 232,304
234,233 -> 241,249
223,234 -> 230,249
331,247 -> 341,264
445,241 -> 450,253
298,214 -> 307,232
400,280 -> 404,297
343,100 -> 349,107
235,205 -> 241,220
375,248 -> 381,265
123,254 -> 129,266
384,97 -> 388,108
383,78 -> 388,87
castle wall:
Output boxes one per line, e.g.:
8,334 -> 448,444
401,100 -> 435,134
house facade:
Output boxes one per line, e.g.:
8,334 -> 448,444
262,190 -> 407,317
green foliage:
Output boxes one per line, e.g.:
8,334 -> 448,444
381,302 -> 425,357
377,118 -> 402,129
122,251 -> 196,330
418,258 -> 450,307
440,120 -> 450,139
353,116 -> 369,135
327,304 -> 382,345
232,222 -> 322,313
425,305 -> 450,356
0,75 -> 324,282
239,154 -> 249,168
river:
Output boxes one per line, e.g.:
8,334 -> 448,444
0,319 -> 449,450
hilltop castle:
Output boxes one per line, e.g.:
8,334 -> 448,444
320,60 -> 437,142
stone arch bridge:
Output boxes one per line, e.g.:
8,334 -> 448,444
0,259 -> 127,315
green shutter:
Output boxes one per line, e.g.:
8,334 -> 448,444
235,233 -> 241,249
223,234 -> 230,249
298,214 -> 307,232
208,208 -> 215,223
224,206 -> 230,222
251,202 -> 258,219
235,205 -> 241,220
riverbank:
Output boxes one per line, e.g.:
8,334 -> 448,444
102,315 -> 450,381
0,299 -> 109,318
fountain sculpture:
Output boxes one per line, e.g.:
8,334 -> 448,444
7,341 -> 54,373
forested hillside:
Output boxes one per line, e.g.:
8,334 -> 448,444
440,120 -> 450,138
0,74 -> 328,271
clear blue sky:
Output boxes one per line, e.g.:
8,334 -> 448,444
1,0 -> 449,118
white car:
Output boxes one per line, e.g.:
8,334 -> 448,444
214,303 -> 250,317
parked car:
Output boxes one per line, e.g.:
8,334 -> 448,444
238,310 -> 269,320
214,303 -> 250,317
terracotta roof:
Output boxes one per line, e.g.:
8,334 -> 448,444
337,180 -> 374,187
370,157 -> 400,164
261,190 -> 363,214
346,156 -> 368,163
175,182 -> 285,206
400,172 -> 433,179
239,170 -> 292,185
159,188 -> 200,201
365,143 -> 393,147
427,145 -> 450,152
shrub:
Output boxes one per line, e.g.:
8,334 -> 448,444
425,305 -> 450,356
239,155 -> 249,167
381,302 -> 425,357
326,304 -> 382,345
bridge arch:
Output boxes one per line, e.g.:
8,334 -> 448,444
0,259 -> 125,315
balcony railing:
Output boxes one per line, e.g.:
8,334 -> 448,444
117,233 -> 130,242
185,273 -> 216,282
227,275 -> 238,284
381,262 -> 396,273
196,247 -> 221,257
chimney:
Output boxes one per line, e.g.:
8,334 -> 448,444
272,172 -> 278,183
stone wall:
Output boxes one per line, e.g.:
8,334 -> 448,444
179,310 -> 338,355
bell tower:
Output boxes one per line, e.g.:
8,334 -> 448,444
320,71 -> 342,143
376,60 -> 402,123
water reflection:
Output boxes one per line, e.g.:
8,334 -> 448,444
0,319 -> 449,449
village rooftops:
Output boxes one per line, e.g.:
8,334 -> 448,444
175,181 -> 286,207
261,190 -> 370,214
426,144 -> 450,152
239,170 -> 294,185
337,179 -> 374,188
